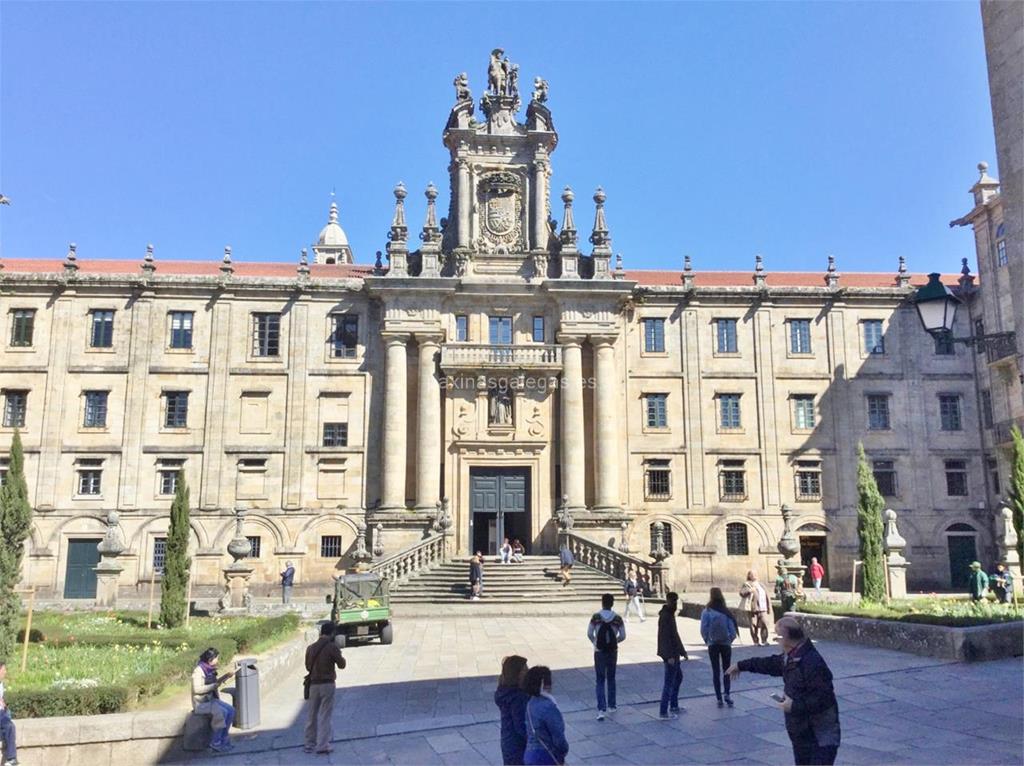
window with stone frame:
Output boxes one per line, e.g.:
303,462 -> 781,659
89,309 -> 115,348
933,332 -> 955,356
718,393 -> 742,430
872,459 -> 898,497
252,312 -> 281,357
788,319 -> 812,354
455,315 -> 469,342
158,458 -> 185,496
164,391 -> 189,429
322,422 -> 348,447
532,316 -> 545,343
9,309 -> 35,348
76,458 -> 103,496
247,536 -> 262,559
974,319 -> 985,355
83,390 -> 109,429
644,394 -> 668,429
996,223 -> 1007,266
726,522 -> 749,556
644,459 -> 671,500
320,535 -> 343,558
792,395 -> 815,430
719,460 -> 747,501
988,457 -> 1000,495
981,389 -> 994,429
944,459 -> 968,497
715,318 -> 738,354
330,314 -> 359,358
938,394 -> 962,431
862,319 -> 884,355
153,537 -> 167,573
643,318 -> 665,353
649,523 -> 673,554
795,460 -> 822,500
2,390 -> 27,428
168,311 -> 194,350
488,315 -> 512,345
866,394 -> 891,430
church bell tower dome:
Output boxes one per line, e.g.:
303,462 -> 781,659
313,197 -> 354,264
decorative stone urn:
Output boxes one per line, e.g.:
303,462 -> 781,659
776,505 -> 807,582
883,509 -> 909,599
94,510 -> 125,608
650,521 -> 669,563
220,508 -> 254,612
352,519 -> 372,572
618,520 -> 631,554
372,523 -> 385,559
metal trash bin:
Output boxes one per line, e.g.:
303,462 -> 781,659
233,658 -> 261,729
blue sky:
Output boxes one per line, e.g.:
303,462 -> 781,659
0,1 -> 996,273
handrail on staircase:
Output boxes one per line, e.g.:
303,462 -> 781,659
562,530 -> 667,599
370,531 -> 449,585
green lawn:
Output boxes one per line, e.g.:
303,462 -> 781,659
8,610 -> 300,717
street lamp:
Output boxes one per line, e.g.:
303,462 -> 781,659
912,272 -> 1016,354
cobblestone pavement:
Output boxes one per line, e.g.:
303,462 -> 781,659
185,614 -> 1024,765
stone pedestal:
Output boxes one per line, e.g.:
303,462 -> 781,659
94,559 -> 123,608
222,565 -> 254,610
776,505 -> 806,584
883,509 -> 909,600
997,505 -> 1022,596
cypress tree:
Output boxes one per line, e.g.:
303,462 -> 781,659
0,431 -> 33,658
160,472 -> 192,628
1009,426 -> 1024,574
856,442 -> 887,602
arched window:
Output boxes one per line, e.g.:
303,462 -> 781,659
946,522 -> 976,533
726,522 -> 749,556
650,523 -> 673,554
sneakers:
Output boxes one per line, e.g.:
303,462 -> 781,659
658,712 -> 678,720
608,706 -> 617,713
316,747 -> 334,755
304,745 -> 315,754
596,710 -> 606,720
671,706 -> 685,715
4,759 -> 20,766
725,696 -> 734,708
209,741 -> 234,753
717,699 -> 724,708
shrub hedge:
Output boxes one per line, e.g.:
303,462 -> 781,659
8,613 -> 299,718
796,599 -> 1023,627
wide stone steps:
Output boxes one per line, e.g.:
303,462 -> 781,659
389,555 -> 629,605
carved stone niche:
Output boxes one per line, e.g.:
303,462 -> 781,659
477,172 -> 523,253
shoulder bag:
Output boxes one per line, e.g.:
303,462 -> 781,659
526,699 -> 564,765
303,641 -> 330,700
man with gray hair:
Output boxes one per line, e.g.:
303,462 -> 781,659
727,616 -> 840,765
280,561 -> 295,604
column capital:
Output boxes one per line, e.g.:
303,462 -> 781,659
381,332 -> 411,346
589,334 -> 618,348
414,332 -> 445,346
556,333 -> 586,347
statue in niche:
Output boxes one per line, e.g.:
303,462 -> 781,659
489,388 -> 513,426
532,77 -> 549,104
453,72 -> 471,102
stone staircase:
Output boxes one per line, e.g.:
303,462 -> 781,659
390,555 -> 629,606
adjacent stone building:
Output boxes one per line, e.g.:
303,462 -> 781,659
0,52 -> 1000,600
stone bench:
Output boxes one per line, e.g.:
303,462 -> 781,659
182,712 -> 213,752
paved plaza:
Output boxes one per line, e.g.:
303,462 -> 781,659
186,614 -> 1023,765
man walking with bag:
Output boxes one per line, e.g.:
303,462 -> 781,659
656,591 -> 688,719
587,593 -> 626,720
304,622 -> 346,755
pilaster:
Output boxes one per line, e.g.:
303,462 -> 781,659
200,297 -> 232,510
117,294 -> 154,509
592,335 -> 621,510
34,293 -> 73,510
415,334 -> 443,510
282,299 -> 309,509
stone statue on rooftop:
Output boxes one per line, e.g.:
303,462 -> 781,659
488,48 -> 506,95
532,77 -> 549,104
453,72 -> 471,102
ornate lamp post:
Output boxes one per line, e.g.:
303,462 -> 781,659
912,272 -> 1016,354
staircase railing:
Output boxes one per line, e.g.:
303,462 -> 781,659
370,532 -> 449,585
562,531 -> 667,598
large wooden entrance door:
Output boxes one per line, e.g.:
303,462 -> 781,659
64,539 -> 102,599
947,534 -> 977,589
470,468 -> 529,555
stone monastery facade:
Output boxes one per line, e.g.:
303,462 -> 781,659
0,51 -> 1004,600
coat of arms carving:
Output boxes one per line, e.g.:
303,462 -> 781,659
477,172 -> 522,250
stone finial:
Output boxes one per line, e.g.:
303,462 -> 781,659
64,242 -> 79,273
825,254 -> 839,288
997,505 -> 1021,570
777,504 -> 800,561
297,247 -> 310,277
220,246 -> 234,277
374,250 -> 384,275
753,254 -> 766,287
883,509 -> 907,558
970,160 -> 1000,205
226,508 -> 251,564
388,182 -> 408,244
141,243 -> 156,275
896,255 -> 909,288
959,257 -> 975,289
613,252 -> 625,279
420,182 -> 440,243
559,186 -> 578,248
650,521 -> 669,562
682,254 -> 694,288
97,509 -> 126,557
589,187 -> 611,253
372,523 -> 385,558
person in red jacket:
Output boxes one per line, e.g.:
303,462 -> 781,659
809,558 -> 825,597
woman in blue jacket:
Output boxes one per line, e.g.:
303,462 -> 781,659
494,655 -> 529,765
522,666 -> 569,766
700,587 -> 738,707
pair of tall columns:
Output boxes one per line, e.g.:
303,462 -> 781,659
560,336 -> 620,512
380,333 -> 442,512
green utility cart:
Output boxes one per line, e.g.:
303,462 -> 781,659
329,572 -> 394,647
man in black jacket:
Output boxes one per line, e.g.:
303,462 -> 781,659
727,616 -> 840,766
656,591 -> 688,719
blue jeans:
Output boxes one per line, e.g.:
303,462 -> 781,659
659,658 -> 682,715
1,709 -> 16,761
212,700 -> 235,744
594,651 -> 617,711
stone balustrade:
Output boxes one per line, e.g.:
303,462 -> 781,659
562,531 -> 666,598
371,533 -> 449,584
439,343 -> 563,370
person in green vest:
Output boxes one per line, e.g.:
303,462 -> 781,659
967,561 -> 989,602
774,564 -> 799,613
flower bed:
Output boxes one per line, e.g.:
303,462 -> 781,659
796,597 -> 1022,627
7,611 -> 300,717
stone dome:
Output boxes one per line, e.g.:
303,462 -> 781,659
317,201 -> 349,247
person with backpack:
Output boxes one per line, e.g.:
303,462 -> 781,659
469,554 -> 483,600
775,563 -> 799,613
587,593 -> 626,720
700,587 -> 738,708
656,591 -> 688,719
522,666 -> 569,765
623,569 -> 646,622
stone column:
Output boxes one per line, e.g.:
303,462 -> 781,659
592,336 -> 620,510
457,159 -> 470,248
380,334 -> 409,511
415,334 -> 442,510
532,158 -> 548,251
559,336 -> 586,511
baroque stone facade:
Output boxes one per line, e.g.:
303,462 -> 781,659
0,51 -> 1001,599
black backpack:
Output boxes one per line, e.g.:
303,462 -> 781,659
594,617 -> 619,652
